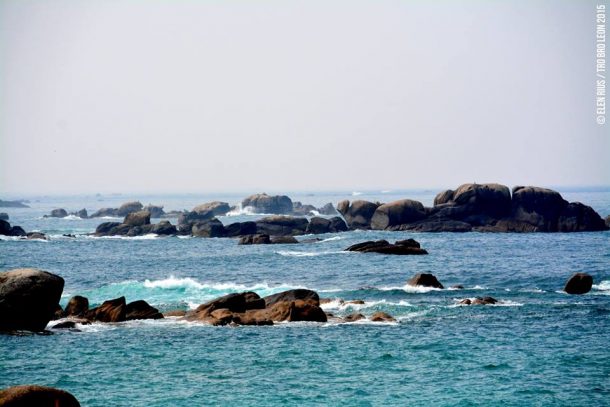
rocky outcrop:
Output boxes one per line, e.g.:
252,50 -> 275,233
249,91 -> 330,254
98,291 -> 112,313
150,221 -> 177,235
345,239 -> 428,255
238,234 -> 299,245
370,312 -> 396,322
336,200 -> 379,229
90,201 -> 143,218
26,232 -> 47,240
395,219 -> 472,232
0,213 -> 8,221
0,385 -> 80,406
370,199 -> 427,230
242,193 -> 293,214
186,290 -> 326,325
0,199 -> 29,208
305,216 -> 348,234
564,273 -> 593,294
0,220 -> 26,237
124,211 -> 151,227
177,202 -> 230,231
407,273 -> 443,289
191,218 -> 226,237
86,297 -> 126,322
255,216 -> 309,236
224,221 -> 257,237
125,300 -> 163,320
94,217 -> 177,237
0,268 -> 64,332
89,207 -> 117,218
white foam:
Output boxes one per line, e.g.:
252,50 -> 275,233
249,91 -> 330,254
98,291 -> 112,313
318,236 -> 343,243
351,191 -> 363,196
62,215 -> 84,220
321,299 -> 413,311
141,276 -> 303,294
225,205 -> 272,217
593,280 -> 610,292
144,276 -> 204,289
378,285 -> 443,293
87,233 -> 159,240
276,250 -> 346,257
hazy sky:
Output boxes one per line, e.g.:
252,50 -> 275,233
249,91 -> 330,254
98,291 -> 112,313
1,0 -> 608,195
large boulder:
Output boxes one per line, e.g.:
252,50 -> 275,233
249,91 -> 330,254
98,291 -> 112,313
191,201 -> 231,217
433,183 -> 511,222
510,186 -> 568,231
86,297 -> 126,322
0,385 -> 80,406
186,292 -> 263,322
143,205 -> 165,218
150,221 -> 177,235
564,273 -> 593,294
433,189 -> 454,206
49,208 -> 68,218
0,220 -> 27,237
407,273 -> 444,289
64,295 -> 89,317
370,199 -> 426,230
224,221 -> 257,237
73,209 -> 88,219
0,268 -> 64,332
318,203 -> 338,215
255,216 -> 309,236
242,193 -> 293,214
345,239 -> 428,255
125,300 -> 163,320
123,211 -> 151,227
557,202 -> 607,232
336,200 -> 380,229
238,234 -> 271,245
116,201 -> 144,216
191,218 -> 226,237
263,289 -> 320,307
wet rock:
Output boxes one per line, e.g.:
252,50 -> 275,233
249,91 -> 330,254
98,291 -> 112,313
305,216 -> 348,234
242,193 -> 293,214
0,385 -> 80,406
125,300 -> 163,320
255,215 -> 309,236
345,239 -> 428,255
263,289 -> 320,307
52,320 -> 77,329
270,236 -> 299,244
344,313 -> 365,322
395,219 -> 472,233
73,208 -> 88,219
451,285 -> 464,290
86,297 -> 126,323
49,208 -> 68,218
407,273 -> 443,289
564,273 -> 593,295
0,268 -> 64,332
370,199 -> 427,230
123,211 -> 151,227
336,200 -> 380,229
64,296 -> 89,317
238,234 -> 271,245
370,312 -> 396,322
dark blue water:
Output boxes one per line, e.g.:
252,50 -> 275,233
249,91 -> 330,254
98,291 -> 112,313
1,190 -> 609,406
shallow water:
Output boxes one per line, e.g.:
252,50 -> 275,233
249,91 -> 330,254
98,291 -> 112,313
1,190 -> 609,406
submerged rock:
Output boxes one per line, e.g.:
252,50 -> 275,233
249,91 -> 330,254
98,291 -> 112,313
370,312 -> 396,322
26,232 -> 47,240
0,268 -> 64,332
345,239 -> 428,255
564,273 -> 593,295
344,313 -> 365,322
407,273 -> 443,289
459,296 -> 498,305
0,385 -> 80,406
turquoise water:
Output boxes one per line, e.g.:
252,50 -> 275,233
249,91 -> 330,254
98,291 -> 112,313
1,189 -> 609,406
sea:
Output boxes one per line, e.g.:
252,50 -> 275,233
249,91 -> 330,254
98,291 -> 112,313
1,188 -> 609,406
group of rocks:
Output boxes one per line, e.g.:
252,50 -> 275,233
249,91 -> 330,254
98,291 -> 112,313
0,219 -> 46,240
338,183 -> 609,232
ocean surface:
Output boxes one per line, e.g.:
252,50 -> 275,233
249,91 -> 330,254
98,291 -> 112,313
1,189 -> 609,406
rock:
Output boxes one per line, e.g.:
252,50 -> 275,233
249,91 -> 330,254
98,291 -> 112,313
345,239 -> 428,255
255,215 -> 309,236
86,297 -> 126,323
89,207 -> 118,218
557,202 -> 607,232
510,186 -> 568,231
344,313 -> 365,322
407,273 -> 443,289
238,234 -> 271,245
64,296 -> 89,317
395,219 -> 473,233
94,222 -> 121,235
451,285 -> 464,290
0,220 -> 27,237
188,292 -> 250,320
116,201 -> 144,216
0,268 -> 64,332
0,199 -> 29,208
305,217 -> 331,234
263,289 -> 320,307
270,236 -> 299,244
0,213 -> 8,221
606,215 -> 610,228
150,221 -> 177,235
450,183 -> 511,219
459,296 -> 498,305
433,189 -> 454,206
336,200 -> 380,229
318,202 -> 338,215
564,273 -> 593,294
0,385 -> 80,406
191,218 -> 226,237
52,320 -> 77,329
163,309 -> 187,317
209,308 -> 235,325
125,300 -> 163,320
329,217 -> 349,232
49,208 -> 68,218
370,312 -> 396,322
292,202 -> 317,216
142,205 -> 165,218
370,199 -> 427,230
190,201 -> 231,219
74,208 -> 88,219
26,232 -> 47,240
224,221 -> 258,237
123,211 -> 151,227
53,304 -> 64,320
242,193 -> 293,214
9,225 -> 26,237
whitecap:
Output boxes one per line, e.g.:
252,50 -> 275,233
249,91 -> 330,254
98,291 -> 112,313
62,215 -> 84,220
318,236 -> 343,243
321,299 -> 414,311
378,285 -> 443,294
275,250 -> 346,257
593,280 -> 610,292
351,191 -> 363,196
144,276 -> 204,289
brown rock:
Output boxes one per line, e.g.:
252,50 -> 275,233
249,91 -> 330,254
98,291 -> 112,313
370,312 -> 396,322
125,300 -> 163,320
64,296 -> 89,317
344,313 -> 365,322
407,273 -> 443,289
86,297 -> 126,322
123,211 -> 151,227
0,385 -> 80,406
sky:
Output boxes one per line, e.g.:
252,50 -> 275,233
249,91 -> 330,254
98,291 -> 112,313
0,0 -> 608,195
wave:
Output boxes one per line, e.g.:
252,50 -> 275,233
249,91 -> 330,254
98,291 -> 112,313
86,234 -> 160,240
276,250 -> 348,257
62,215 -> 85,220
593,280 -> 610,292
351,191 -> 363,196
321,299 -> 413,311
318,236 -> 344,243
378,285 -> 443,294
